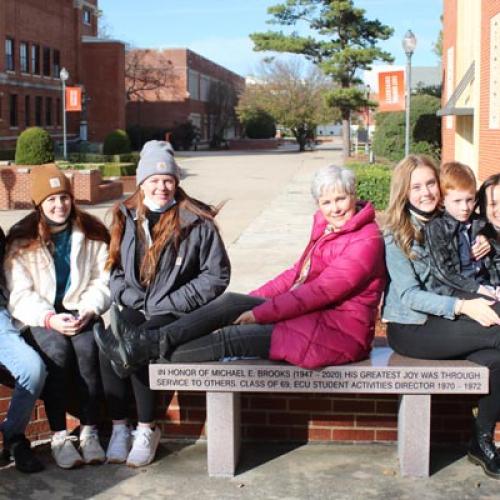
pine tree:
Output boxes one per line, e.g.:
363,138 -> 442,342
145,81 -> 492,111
251,0 -> 394,159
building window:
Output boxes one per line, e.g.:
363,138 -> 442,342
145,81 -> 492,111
5,38 -> 15,71
83,8 -> 91,25
45,97 -> 52,126
56,98 -> 61,126
31,44 -> 40,74
43,47 -> 51,77
25,95 -> 30,126
188,69 -> 200,100
20,42 -> 29,73
35,96 -> 43,126
9,95 -> 18,127
200,75 -> 211,102
53,50 -> 60,78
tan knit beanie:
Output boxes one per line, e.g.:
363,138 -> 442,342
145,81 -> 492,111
30,164 -> 72,206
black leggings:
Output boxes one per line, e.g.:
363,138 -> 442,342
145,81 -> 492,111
99,308 -> 176,422
163,293 -> 273,362
387,302 -> 500,429
29,320 -> 101,432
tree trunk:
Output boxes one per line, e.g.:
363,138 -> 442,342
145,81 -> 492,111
342,113 -> 350,163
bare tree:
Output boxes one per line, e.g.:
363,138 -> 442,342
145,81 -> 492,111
125,49 -> 178,101
207,80 -> 240,147
238,59 -> 338,151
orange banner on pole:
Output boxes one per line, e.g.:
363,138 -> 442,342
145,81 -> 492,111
65,87 -> 82,112
377,71 -> 405,111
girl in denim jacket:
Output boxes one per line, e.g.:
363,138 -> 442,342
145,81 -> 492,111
382,155 -> 500,480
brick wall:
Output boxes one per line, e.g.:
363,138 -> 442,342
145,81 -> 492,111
126,48 -> 244,139
81,40 -> 126,143
478,0 -> 500,180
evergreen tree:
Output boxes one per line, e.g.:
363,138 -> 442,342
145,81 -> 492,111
251,0 -> 394,159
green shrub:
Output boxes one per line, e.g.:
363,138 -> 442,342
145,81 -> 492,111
103,129 -> 132,155
348,163 -> 392,210
243,109 -> 276,139
15,127 -> 54,165
372,95 -> 441,162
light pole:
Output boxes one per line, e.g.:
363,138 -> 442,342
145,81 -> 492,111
59,67 -> 69,160
364,83 -> 374,163
402,30 -> 417,157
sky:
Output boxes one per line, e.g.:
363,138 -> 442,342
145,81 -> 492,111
99,0 -> 443,77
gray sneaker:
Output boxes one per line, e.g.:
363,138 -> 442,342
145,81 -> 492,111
106,425 -> 132,464
126,426 -> 161,468
80,430 -> 105,465
51,435 -> 84,469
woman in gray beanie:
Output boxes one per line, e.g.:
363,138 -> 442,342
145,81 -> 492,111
95,140 -> 230,468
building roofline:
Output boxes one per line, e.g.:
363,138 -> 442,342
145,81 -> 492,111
82,36 -> 126,46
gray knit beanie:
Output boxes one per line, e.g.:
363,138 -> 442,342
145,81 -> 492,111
136,140 -> 180,186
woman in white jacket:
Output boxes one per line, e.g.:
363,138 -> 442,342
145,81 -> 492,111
5,164 -> 110,470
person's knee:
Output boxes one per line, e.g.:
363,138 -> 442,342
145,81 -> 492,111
17,350 -> 47,396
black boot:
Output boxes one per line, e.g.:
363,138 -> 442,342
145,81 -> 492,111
467,420 -> 500,478
93,305 -> 160,369
3,434 -> 44,473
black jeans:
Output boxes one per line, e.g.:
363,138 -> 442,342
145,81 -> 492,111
387,302 -> 500,429
29,320 -> 101,432
99,308 -> 177,422
160,292 -> 273,362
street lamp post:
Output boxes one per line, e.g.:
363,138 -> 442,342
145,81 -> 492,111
364,84 -> 374,163
59,67 -> 69,160
402,30 -> 417,157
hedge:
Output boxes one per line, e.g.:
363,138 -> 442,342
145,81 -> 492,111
15,127 -> 55,165
348,162 -> 392,210
103,129 -> 132,155
372,94 -> 441,162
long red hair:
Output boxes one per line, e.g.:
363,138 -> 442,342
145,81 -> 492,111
6,199 -> 110,259
106,185 -> 221,286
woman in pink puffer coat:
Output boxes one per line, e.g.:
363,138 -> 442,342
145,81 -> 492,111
95,165 -> 386,371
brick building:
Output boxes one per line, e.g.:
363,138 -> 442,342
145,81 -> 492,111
126,48 -> 245,142
440,0 -> 500,180
0,0 -> 125,151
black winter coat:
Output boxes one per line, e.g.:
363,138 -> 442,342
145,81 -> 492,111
110,205 -> 231,319
424,210 -> 499,297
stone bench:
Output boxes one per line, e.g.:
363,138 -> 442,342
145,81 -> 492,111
149,347 -> 488,478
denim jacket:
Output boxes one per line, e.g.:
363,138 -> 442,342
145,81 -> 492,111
382,225 -> 458,325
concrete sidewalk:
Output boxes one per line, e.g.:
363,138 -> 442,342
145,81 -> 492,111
0,148 -> 496,498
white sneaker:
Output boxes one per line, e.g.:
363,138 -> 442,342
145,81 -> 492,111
106,425 -> 132,464
51,435 -> 84,469
126,426 -> 161,468
80,429 -> 105,465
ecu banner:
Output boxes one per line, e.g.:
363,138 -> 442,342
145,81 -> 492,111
65,87 -> 82,112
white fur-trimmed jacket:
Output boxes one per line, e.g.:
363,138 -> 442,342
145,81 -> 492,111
5,227 -> 111,327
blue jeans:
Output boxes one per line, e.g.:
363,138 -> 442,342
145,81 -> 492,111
0,309 -> 46,441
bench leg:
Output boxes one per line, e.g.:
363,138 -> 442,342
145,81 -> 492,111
206,392 -> 241,477
398,394 -> 431,477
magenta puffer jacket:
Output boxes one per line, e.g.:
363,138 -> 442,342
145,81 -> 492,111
250,202 -> 386,369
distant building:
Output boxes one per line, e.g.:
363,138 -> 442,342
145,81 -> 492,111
439,0 -> 500,180
126,49 -> 245,142
0,0 -> 125,151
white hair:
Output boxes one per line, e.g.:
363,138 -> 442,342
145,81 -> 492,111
311,165 -> 356,201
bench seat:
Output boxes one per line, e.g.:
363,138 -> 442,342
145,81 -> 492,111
149,347 -> 488,478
